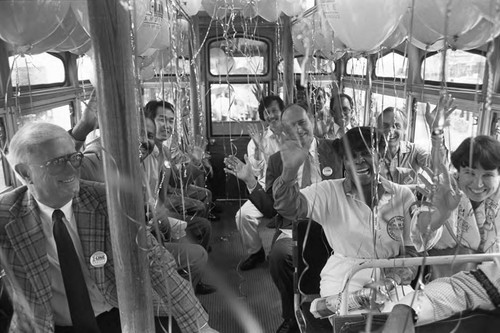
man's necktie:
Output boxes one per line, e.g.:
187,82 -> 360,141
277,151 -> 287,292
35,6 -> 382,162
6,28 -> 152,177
52,209 -> 100,333
301,153 -> 312,188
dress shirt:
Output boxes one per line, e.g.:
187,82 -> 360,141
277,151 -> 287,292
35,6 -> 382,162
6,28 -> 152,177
36,199 -> 112,326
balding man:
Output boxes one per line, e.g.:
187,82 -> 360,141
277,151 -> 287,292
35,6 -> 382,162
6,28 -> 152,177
0,123 -> 217,332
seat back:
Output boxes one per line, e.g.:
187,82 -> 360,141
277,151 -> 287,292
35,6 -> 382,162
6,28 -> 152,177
293,218 -> 332,296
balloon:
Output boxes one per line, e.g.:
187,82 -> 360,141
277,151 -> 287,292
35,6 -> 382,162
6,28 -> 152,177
69,39 -> 92,55
24,6 -> 79,55
277,0 -> 305,17
319,0 -> 409,52
201,0 -> 228,19
136,0 -> 164,56
449,18 -> 500,50
53,17 -> 91,53
180,0 -> 202,16
71,0 -> 90,35
150,3 -> 171,50
256,0 -> 280,22
413,0 -> 482,38
471,0 -> 500,24
154,48 -> 174,72
402,10 -> 444,52
72,0 -> 149,35
0,0 -> 70,49
139,50 -> 159,69
141,65 -> 155,80
240,0 -> 258,18
381,23 -> 407,50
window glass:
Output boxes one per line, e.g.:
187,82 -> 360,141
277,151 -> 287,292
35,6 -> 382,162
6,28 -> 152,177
18,104 -> 72,130
77,54 -> 94,82
413,102 -> 477,151
210,83 -> 266,135
375,52 -> 408,79
209,38 -> 268,76
278,57 -> 335,74
346,57 -> 367,76
371,93 -> 407,120
9,53 -> 65,86
421,50 -> 486,85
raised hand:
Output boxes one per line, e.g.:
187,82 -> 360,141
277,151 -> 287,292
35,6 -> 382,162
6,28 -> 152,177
224,154 -> 256,185
251,83 -> 264,103
247,123 -> 264,148
415,163 -> 461,233
425,92 -> 456,132
277,134 -> 309,173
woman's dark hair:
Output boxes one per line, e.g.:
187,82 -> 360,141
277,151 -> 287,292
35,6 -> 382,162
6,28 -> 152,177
451,136 -> 500,171
257,95 -> 285,121
339,126 -> 386,158
144,100 -> 175,121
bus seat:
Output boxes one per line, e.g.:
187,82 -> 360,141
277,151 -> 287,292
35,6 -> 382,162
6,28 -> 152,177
293,218 -> 333,332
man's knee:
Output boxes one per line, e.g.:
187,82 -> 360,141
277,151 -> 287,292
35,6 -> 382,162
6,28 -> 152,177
269,238 -> 293,267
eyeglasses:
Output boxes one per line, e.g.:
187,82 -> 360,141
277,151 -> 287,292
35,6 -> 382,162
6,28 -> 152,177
32,152 -> 84,175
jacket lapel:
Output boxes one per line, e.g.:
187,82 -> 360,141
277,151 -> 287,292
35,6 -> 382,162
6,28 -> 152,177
5,193 -> 52,310
72,185 -> 112,294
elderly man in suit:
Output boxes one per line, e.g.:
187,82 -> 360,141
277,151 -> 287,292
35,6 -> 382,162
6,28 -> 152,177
0,123 -> 217,332
225,103 -> 343,333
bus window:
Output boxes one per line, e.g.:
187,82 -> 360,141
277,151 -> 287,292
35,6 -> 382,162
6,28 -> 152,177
346,56 -> 367,77
371,93 -> 406,118
278,57 -> 335,75
209,38 -> 268,76
9,53 -> 65,87
375,51 -> 408,79
421,50 -> 486,85
18,104 -> 72,130
210,83 -> 266,136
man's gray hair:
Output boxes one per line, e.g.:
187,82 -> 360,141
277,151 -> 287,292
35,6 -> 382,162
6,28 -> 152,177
7,122 -> 72,181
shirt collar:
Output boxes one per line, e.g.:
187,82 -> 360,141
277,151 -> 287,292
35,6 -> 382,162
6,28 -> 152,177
309,137 -> 318,154
342,176 -> 394,197
35,198 -> 73,225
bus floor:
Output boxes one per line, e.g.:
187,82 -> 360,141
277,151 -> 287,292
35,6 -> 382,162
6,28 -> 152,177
197,200 -> 282,333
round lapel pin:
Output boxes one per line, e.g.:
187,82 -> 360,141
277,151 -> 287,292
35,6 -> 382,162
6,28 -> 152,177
90,251 -> 107,268
322,166 -> 333,177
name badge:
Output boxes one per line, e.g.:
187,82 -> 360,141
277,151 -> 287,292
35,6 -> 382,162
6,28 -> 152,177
90,251 -> 107,268
322,167 -> 333,177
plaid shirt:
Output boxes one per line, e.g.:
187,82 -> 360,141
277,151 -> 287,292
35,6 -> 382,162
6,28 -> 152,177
0,181 -> 207,332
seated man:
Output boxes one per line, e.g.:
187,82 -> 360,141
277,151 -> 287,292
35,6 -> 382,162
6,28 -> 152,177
79,115 -> 214,295
144,100 -> 213,219
0,122 -> 217,332
273,127 -> 418,310
226,103 -> 343,332
229,95 -> 283,271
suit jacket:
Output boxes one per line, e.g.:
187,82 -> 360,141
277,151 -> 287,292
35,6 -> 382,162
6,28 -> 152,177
249,138 -> 343,221
0,181 -> 207,333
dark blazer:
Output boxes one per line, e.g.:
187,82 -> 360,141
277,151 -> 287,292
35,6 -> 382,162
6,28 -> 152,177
249,138 -> 343,220
0,181 -> 207,332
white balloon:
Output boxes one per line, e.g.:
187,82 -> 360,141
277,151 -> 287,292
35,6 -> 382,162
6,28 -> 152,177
180,0 -> 202,16
319,0 -> 409,52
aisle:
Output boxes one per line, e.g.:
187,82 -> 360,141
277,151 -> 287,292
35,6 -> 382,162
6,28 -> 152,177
197,201 -> 282,333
